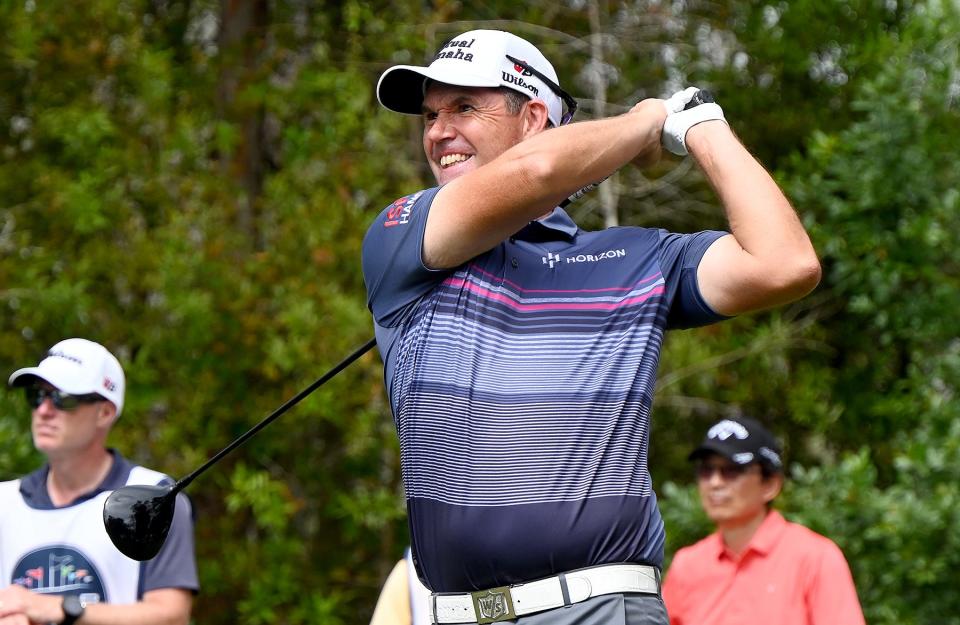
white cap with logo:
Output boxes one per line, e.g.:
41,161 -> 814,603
377,29 -> 566,127
8,338 -> 126,415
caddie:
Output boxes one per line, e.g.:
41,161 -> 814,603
0,338 -> 198,625
362,28 -> 822,625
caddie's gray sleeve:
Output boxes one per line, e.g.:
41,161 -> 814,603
139,492 -> 199,594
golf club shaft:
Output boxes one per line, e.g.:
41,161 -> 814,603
560,89 -> 714,208
174,337 -> 377,492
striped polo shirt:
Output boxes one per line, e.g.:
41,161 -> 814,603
363,187 -> 727,593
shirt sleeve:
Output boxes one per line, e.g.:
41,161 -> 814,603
806,540 -> 866,625
140,492 -> 199,594
362,187 -> 450,328
657,230 -> 731,329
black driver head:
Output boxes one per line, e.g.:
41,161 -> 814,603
103,483 -> 177,561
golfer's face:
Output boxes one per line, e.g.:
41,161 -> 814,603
31,383 -> 108,457
696,454 -> 781,527
421,83 -> 527,186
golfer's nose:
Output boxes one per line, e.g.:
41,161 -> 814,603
426,112 -> 457,142
34,396 -> 57,417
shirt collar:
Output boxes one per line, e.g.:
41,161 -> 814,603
748,509 -> 788,555
19,449 -> 133,509
514,207 -> 579,242
712,509 -> 789,561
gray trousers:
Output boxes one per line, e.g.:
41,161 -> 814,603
458,593 -> 668,625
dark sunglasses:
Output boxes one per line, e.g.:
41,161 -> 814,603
505,55 -> 579,125
25,387 -> 104,411
695,461 -> 757,481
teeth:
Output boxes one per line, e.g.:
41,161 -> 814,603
440,154 -> 470,168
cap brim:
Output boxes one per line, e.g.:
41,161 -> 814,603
377,64 -> 503,116
8,367 -> 43,388
8,364 -> 94,395
688,441 -> 742,464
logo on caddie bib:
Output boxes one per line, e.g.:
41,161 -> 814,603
12,546 -> 106,604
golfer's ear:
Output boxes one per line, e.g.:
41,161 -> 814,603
522,99 -> 551,137
762,473 -> 784,504
98,402 -> 118,427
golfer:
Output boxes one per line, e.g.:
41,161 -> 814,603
0,338 -> 198,625
662,417 -> 865,624
362,28 -> 821,625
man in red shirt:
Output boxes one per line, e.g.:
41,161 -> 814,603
662,417 -> 865,625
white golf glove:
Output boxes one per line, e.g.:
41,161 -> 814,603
661,87 -> 727,156
663,87 -> 702,114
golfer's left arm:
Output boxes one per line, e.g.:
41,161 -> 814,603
688,121 -> 821,315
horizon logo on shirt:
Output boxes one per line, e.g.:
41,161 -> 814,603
541,248 -> 627,269
542,252 -> 562,268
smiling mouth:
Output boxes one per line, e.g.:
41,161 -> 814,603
439,153 -> 472,168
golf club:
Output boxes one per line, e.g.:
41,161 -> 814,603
103,337 -> 377,561
560,89 -> 714,208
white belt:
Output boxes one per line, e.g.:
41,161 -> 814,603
429,563 -> 660,624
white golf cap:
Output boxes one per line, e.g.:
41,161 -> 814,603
377,29 -> 566,127
8,338 -> 125,415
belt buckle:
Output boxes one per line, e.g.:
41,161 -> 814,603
470,586 -> 515,624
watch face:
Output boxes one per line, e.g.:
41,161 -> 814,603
63,595 -> 84,619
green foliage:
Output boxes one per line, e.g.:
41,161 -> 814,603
782,0 -> 960,470
2,0 -> 959,622
0,393 -> 41,480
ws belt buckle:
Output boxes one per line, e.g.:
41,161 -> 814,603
470,586 -> 515,624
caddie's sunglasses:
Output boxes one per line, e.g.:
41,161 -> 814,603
695,461 -> 757,481
25,387 -> 104,411
505,55 -> 579,126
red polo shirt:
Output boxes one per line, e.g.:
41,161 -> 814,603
662,510 -> 865,625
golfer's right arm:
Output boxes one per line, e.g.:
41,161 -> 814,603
423,100 -> 666,269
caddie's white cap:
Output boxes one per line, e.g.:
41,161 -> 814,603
377,29 -> 565,127
8,338 -> 125,415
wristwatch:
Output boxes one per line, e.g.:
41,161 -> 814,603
61,595 -> 85,625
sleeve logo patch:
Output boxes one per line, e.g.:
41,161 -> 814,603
383,191 -> 422,228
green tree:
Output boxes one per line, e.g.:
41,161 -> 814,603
663,3 -> 960,623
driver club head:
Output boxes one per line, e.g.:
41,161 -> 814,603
103,483 -> 178,561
